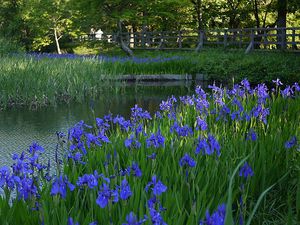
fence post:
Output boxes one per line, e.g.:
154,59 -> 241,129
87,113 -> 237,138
224,30 -> 227,48
245,30 -> 254,54
263,29 -> 267,49
239,30 -> 242,48
127,32 -> 130,46
141,31 -> 145,48
281,27 -> 285,49
157,32 -> 165,50
178,30 -> 182,49
133,33 -> 137,48
292,29 -> 296,50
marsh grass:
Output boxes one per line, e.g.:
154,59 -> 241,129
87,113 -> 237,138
0,50 -> 299,109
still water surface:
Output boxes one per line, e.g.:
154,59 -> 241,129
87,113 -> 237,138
0,81 -> 207,166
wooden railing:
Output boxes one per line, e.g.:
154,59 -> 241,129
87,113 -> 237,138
117,27 -> 300,52
78,27 -> 300,52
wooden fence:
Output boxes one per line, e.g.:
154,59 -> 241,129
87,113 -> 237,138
115,27 -> 300,52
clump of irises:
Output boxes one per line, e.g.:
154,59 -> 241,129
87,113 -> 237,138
0,79 -> 299,224
26,53 -> 184,64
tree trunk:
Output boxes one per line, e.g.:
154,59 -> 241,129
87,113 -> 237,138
277,0 -> 287,49
191,0 -> 204,51
117,20 -> 133,57
191,0 -> 203,33
251,0 -> 263,49
54,28 -> 62,54
253,0 -> 260,28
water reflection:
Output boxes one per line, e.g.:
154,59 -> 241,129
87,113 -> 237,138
0,81 -> 208,166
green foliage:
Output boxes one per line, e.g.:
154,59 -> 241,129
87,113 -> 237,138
1,0 -> 299,52
0,37 -> 24,55
188,49 -> 300,84
22,0 -> 80,52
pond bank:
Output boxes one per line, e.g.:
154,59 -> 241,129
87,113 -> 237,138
103,74 -> 207,81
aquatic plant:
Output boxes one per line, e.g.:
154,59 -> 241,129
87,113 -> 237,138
0,79 -> 299,224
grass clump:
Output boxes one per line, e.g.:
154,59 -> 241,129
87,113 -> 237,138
0,37 -> 24,55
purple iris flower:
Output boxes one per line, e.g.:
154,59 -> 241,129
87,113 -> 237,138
28,142 -> 44,155
159,96 -> 177,111
281,86 -> 294,98
241,79 -> 251,91
51,175 -> 75,199
207,135 -> 221,156
195,98 -> 210,114
103,113 -> 113,122
251,104 -> 270,124
12,152 -> 33,176
228,84 -> 246,98
196,117 -> 208,131
89,222 -> 97,225
120,167 -> 131,176
272,78 -> 283,86
195,138 -> 211,155
195,86 -> 207,99
155,111 -> 163,119
246,129 -> 257,141
147,195 -> 158,209
131,162 -> 142,177
216,105 -> 230,121
113,115 -> 132,131
70,141 -> 87,155
179,95 -> 194,106
149,208 -> 167,225
131,104 -> 152,123
255,83 -> 269,103
122,212 -> 147,225
17,176 -> 38,200
96,183 -> 119,208
159,100 -> 172,111
232,98 -> 244,112
147,153 -> 157,160
195,135 -> 221,156
135,124 -> 146,136
285,136 -> 297,149
28,151 -> 46,172
68,120 -> 91,142
85,131 -> 110,148
67,217 -> 79,225
77,171 -> 99,189
239,162 -> 254,179
179,153 -> 196,167
119,179 -> 132,200
124,135 -> 141,149
0,166 -> 11,188
95,117 -> 110,132
67,151 -> 85,165
170,122 -> 193,137
145,175 -> 167,196
146,131 -> 165,148
293,82 -> 300,92
200,204 -> 226,225
0,166 -> 18,190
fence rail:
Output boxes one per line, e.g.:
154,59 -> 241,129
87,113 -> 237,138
79,27 -> 300,53
125,27 -> 300,52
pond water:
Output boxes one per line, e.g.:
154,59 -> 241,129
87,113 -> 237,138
0,81 -> 208,167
